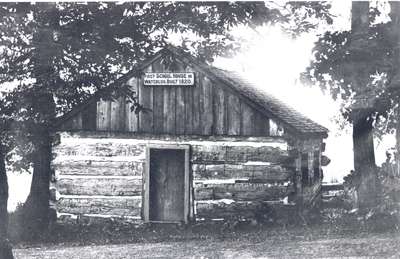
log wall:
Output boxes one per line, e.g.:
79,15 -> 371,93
52,132 -> 297,221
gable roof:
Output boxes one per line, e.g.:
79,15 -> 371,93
212,68 -> 328,136
56,45 -> 328,138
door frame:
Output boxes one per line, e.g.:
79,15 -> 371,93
144,144 -> 190,223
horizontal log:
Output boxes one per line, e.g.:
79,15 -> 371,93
57,131 -> 288,145
195,200 -> 271,219
57,213 -> 143,225
53,142 -> 146,157
57,196 -> 141,217
192,144 -> 291,164
57,178 -> 142,196
54,161 -> 143,176
194,183 -> 293,201
193,163 -> 292,181
191,145 -> 226,162
194,188 -> 214,200
225,146 -> 291,163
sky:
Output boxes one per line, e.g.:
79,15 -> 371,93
6,1 -> 397,211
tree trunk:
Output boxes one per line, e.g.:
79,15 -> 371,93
352,110 -> 378,208
390,2 -> 400,176
22,126 -> 52,238
350,1 -> 378,208
21,3 -> 58,236
0,144 -> 14,259
396,117 -> 400,176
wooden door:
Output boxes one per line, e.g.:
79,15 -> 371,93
149,149 -> 185,222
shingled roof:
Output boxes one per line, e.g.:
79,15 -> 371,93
164,46 -> 328,137
56,45 -> 328,138
212,69 -> 328,136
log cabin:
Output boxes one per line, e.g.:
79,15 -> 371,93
51,45 -> 328,223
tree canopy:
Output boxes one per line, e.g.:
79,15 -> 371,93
0,2 -> 333,113
302,2 -> 400,135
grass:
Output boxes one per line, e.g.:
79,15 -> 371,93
9,207 -> 400,258
12,221 -> 400,258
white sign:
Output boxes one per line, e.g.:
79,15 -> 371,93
144,72 -> 195,86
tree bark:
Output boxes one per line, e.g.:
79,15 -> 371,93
396,116 -> 400,176
22,125 -> 52,238
21,3 -> 57,236
352,110 -> 378,208
0,144 -> 14,259
350,1 -> 379,208
390,2 -> 400,176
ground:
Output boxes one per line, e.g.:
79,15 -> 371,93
9,205 -> 400,258
12,223 -> 400,258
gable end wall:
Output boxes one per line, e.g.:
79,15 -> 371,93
59,56 -> 279,137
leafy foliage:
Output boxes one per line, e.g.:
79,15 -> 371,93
302,5 -> 400,126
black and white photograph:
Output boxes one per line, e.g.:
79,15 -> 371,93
0,1 -> 400,258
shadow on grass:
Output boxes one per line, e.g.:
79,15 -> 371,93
8,205 -> 400,249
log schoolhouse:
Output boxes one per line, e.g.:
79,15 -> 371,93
52,45 -> 328,223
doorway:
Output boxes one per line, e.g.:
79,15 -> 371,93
144,145 -> 189,223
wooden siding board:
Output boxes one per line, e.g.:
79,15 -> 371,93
110,96 -> 125,131
152,60 -> 165,134
176,86 -> 186,135
241,102 -> 254,136
227,93 -> 241,135
184,84 -> 193,135
175,62 -> 188,135
153,86 -> 164,134
213,85 -> 225,135
163,86 -> 176,134
192,68 -> 201,134
201,76 -> 213,135
125,78 -> 139,132
96,100 -> 111,131
139,66 -> 153,133
125,97 -> 136,132
82,101 -> 97,131
262,117 -> 270,136
252,112 -> 270,136
197,72 -> 204,135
